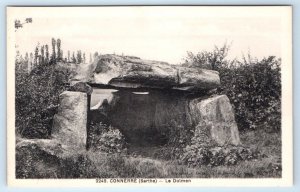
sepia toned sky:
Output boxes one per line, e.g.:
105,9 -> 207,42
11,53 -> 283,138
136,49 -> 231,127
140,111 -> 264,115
10,6 -> 291,64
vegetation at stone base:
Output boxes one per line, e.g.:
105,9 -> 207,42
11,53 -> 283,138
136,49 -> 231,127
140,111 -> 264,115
88,122 -> 127,153
183,44 -> 281,132
16,128 -> 281,178
177,123 -> 263,167
15,61 -> 70,138
180,145 -> 264,167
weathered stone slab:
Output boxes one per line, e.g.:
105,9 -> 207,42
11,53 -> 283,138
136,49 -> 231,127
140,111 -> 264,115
52,91 -> 87,149
72,54 -> 220,92
189,95 -> 241,146
175,67 -> 220,91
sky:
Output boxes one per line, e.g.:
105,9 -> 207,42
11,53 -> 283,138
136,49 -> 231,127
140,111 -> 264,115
9,6 -> 291,64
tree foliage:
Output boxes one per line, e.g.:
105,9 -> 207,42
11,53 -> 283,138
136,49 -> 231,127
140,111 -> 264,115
34,45 -> 39,66
15,40 -> 70,138
184,45 -> 281,132
57,39 -> 62,61
72,52 -> 76,63
83,53 -> 86,64
67,50 -> 70,63
94,52 -> 99,59
45,45 -> 49,63
77,50 -> 82,64
16,61 -> 70,138
183,43 -> 230,70
51,38 -> 56,62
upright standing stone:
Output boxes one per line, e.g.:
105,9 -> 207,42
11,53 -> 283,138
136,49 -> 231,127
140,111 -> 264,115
52,91 -> 87,149
189,95 -> 241,146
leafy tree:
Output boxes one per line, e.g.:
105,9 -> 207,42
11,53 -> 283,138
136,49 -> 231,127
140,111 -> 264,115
15,51 -> 26,72
24,52 -> 29,65
38,55 -> 42,66
51,38 -> 56,62
24,52 -> 29,72
89,53 -> 92,63
72,52 -> 76,63
68,50 -> 70,63
41,45 -> 45,64
83,53 -> 86,64
45,44 -> 49,63
77,50 -> 82,64
94,52 -> 99,59
24,52 -> 29,62
57,39 -> 61,61
29,52 -> 33,70
34,46 -> 39,66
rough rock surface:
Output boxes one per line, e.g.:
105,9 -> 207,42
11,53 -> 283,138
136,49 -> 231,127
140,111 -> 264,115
72,54 -> 220,92
15,138 -> 96,178
189,95 -> 241,146
52,91 -> 88,149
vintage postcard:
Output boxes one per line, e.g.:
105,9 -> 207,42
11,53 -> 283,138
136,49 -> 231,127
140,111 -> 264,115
7,6 -> 293,187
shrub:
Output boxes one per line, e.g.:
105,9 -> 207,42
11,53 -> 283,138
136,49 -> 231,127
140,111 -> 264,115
218,56 -> 281,131
182,43 -> 230,70
180,144 -> 263,167
89,124 -> 127,153
15,61 -> 70,138
183,45 -> 281,132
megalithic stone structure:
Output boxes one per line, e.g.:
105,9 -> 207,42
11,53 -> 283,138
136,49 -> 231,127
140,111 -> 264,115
51,54 -> 241,149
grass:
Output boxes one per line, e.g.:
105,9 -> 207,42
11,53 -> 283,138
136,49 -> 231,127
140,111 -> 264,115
79,128 -> 282,178
17,128 -> 281,178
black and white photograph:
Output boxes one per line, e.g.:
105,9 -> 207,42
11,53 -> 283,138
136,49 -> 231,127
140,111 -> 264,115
7,6 -> 292,186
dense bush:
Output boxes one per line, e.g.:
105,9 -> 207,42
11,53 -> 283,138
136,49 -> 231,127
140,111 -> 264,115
177,123 -> 264,167
218,56 -> 281,131
15,61 -> 70,138
89,123 -> 127,153
183,46 -> 281,132
180,143 -> 263,167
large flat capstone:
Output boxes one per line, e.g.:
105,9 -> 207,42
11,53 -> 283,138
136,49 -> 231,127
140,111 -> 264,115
72,54 -> 220,92
52,91 -> 87,149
